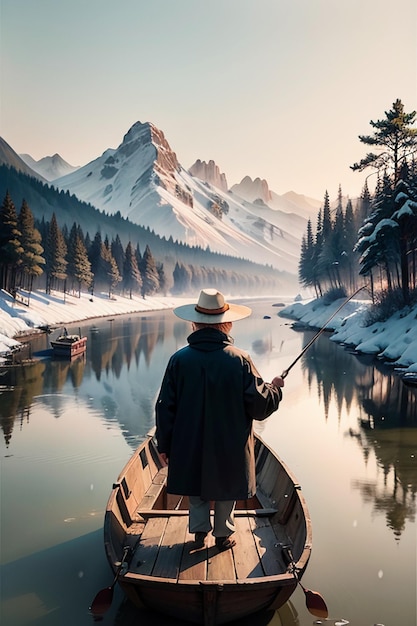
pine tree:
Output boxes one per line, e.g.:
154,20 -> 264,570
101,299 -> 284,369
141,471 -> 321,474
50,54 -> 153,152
343,199 -> 359,290
312,209 -> 324,296
356,180 -> 373,231
317,191 -> 336,288
17,199 -> 45,291
45,213 -> 67,294
111,234 -> 125,283
351,99 -> 417,183
298,220 -> 315,290
140,245 -> 159,297
172,261 -> 191,294
97,242 -> 121,298
0,191 -> 23,292
67,223 -> 93,297
328,186 -> 345,288
156,261 -> 168,295
391,172 -> 417,303
123,241 -> 142,298
88,231 -> 102,293
354,174 -> 398,292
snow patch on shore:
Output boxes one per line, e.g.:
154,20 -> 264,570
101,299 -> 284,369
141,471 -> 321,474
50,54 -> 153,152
280,297 -> 417,373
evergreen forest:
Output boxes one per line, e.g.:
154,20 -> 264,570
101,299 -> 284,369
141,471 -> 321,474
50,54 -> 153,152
298,99 -> 417,314
2,99 -> 416,312
0,190 -> 289,301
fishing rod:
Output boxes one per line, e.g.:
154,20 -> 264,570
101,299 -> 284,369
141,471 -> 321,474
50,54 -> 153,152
281,286 -> 366,379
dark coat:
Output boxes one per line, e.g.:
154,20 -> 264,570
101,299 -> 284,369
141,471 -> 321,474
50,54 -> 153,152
155,327 -> 282,500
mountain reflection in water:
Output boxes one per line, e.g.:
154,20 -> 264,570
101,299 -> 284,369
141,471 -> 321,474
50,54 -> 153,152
0,305 -> 416,626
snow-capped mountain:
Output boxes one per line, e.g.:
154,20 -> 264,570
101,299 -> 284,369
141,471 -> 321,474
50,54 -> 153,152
0,137 -> 47,182
52,121 -> 319,275
231,177 -> 321,220
20,152 -> 79,181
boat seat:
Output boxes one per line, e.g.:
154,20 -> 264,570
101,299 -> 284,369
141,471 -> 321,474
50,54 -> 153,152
136,508 -> 278,519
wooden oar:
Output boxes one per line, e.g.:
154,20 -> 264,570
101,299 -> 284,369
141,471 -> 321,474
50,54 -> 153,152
297,579 -> 329,618
281,286 -> 366,379
282,545 -> 328,618
89,546 -> 130,616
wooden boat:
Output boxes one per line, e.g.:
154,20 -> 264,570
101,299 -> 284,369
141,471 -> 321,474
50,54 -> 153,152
102,429 -> 312,625
50,332 -> 87,358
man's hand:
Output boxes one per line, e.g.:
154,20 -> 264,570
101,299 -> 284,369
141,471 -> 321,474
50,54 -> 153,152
160,452 -> 169,465
271,376 -> 285,388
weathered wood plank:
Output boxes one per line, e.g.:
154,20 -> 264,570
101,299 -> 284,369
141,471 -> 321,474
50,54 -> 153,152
179,527 -> 208,581
152,516 -> 188,579
130,516 -> 168,575
207,537 -> 236,581
233,517 -> 264,579
136,508 -> 277,519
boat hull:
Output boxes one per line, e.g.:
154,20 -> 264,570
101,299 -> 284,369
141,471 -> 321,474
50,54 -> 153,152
50,335 -> 87,358
120,576 -> 297,624
103,431 -> 312,625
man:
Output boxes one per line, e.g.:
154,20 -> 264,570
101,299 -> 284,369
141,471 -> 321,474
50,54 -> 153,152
155,289 -> 284,551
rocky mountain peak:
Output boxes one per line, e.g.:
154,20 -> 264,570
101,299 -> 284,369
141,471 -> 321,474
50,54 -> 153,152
120,121 -> 179,176
188,159 -> 228,192
231,176 -> 272,204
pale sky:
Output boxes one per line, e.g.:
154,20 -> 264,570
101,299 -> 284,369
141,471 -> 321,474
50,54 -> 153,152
1,0 -> 416,201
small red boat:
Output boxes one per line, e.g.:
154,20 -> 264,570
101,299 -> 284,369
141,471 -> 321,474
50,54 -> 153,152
50,332 -> 87,358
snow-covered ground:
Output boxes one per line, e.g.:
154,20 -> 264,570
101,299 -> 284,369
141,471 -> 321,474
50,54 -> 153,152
280,296 -> 417,373
0,289 -> 191,357
1,288 -> 417,374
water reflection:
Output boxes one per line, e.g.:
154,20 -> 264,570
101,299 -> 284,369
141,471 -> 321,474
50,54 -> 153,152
0,313 -> 186,448
1,314 -> 416,540
1,306 -> 415,626
299,331 -> 417,538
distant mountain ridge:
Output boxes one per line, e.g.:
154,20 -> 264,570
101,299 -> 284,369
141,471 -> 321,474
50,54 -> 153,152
19,152 -> 79,180
50,121 -> 320,274
0,137 -> 47,182
0,161 -> 296,294
1,122 -> 324,278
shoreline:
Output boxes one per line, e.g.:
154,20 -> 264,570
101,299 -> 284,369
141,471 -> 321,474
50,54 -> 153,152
0,288 -> 294,355
3,288 -> 417,374
0,289 -> 189,355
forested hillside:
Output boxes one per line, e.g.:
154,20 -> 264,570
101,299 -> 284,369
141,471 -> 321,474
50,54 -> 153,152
0,165 -> 296,297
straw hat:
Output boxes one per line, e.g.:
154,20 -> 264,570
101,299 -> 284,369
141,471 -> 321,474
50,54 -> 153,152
173,289 -> 252,324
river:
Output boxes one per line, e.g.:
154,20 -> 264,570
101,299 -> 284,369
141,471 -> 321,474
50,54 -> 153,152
0,299 -> 415,626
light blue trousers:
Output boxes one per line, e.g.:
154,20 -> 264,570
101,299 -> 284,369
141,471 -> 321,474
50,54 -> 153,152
189,496 -> 236,537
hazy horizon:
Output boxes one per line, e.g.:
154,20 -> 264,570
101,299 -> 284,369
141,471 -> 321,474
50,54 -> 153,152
1,0 -> 416,201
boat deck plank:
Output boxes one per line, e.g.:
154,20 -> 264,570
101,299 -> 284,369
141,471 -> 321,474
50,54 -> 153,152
206,538 -> 235,581
179,528 -> 208,581
130,510 -> 285,583
152,516 -> 188,579
131,516 -> 168,576
233,516 -> 265,579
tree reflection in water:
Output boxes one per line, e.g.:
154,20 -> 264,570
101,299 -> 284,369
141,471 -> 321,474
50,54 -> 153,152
1,319 -> 416,540
300,330 -> 417,539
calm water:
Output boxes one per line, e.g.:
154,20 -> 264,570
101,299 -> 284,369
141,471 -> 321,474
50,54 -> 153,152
0,299 -> 416,626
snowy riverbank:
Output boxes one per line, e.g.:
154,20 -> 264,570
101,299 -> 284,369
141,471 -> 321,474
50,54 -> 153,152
280,297 -> 417,374
0,288 -> 189,356
1,288 -> 417,374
